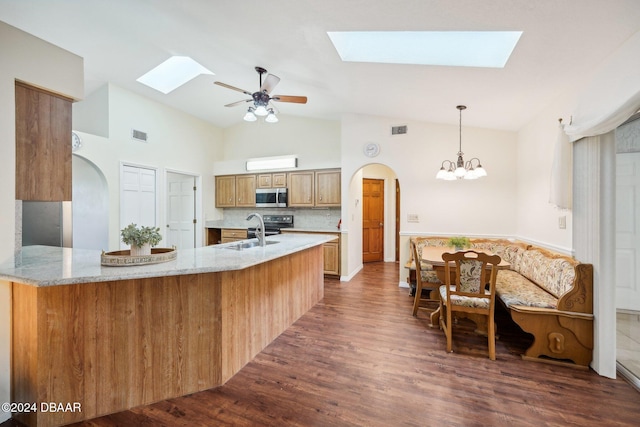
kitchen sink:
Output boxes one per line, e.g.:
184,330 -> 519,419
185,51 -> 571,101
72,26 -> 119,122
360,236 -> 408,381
223,240 -> 279,251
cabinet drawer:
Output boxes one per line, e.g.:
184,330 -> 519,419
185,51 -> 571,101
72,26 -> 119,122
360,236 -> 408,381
221,229 -> 247,239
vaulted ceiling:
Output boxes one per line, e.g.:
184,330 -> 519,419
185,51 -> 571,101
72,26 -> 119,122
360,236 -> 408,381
1,0 -> 639,131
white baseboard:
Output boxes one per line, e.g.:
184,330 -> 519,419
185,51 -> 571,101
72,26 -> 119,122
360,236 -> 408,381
340,264 -> 363,282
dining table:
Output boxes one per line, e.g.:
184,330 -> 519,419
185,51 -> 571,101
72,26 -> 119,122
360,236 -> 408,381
420,247 -> 511,334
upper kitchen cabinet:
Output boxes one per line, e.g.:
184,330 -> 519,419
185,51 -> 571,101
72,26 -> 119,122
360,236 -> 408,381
215,175 -> 236,207
236,174 -> 256,207
289,169 -> 341,207
288,171 -> 315,207
215,174 -> 256,207
257,172 -> 287,188
15,81 -> 72,201
315,169 -> 341,207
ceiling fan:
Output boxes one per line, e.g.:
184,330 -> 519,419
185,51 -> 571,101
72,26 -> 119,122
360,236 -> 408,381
214,66 -> 307,122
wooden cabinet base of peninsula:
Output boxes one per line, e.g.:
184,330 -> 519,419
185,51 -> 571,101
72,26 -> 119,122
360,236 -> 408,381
10,246 -> 323,427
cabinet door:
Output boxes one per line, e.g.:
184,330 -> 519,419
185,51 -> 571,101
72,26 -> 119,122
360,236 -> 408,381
272,173 -> 287,187
288,171 -> 315,207
257,174 -> 272,188
316,170 -> 341,207
236,175 -> 256,207
15,82 -> 72,201
323,240 -> 340,276
215,176 -> 236,207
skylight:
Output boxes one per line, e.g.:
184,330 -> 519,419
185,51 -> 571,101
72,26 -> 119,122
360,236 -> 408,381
136,56 -> 214,94
327,31 -> 522,68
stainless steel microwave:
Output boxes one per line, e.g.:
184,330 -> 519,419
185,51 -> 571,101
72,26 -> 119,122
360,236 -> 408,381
255,188 -> 288,208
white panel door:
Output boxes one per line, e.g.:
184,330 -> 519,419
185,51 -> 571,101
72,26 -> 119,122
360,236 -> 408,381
616,152 -> 640,310
166,172 -> 196,249
121,165 -> 157,249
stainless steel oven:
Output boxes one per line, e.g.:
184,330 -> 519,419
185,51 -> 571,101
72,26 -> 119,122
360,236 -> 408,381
255,188 -> 288,208
247,215 -> 293,238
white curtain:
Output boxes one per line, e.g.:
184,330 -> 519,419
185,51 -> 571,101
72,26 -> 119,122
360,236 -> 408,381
549,121 -> 572,209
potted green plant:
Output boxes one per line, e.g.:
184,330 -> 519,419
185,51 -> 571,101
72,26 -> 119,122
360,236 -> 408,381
120,223 -> 162,256
447,236 -> 471,251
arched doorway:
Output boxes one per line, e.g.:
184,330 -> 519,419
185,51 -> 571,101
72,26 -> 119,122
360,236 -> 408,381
361,164 -> 399,264
72,154 -> 109,250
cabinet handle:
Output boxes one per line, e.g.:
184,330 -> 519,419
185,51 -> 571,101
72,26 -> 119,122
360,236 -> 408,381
319,195 -> 323,201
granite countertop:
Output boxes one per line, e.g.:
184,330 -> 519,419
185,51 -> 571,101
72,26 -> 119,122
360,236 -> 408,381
0,233 -> 335,287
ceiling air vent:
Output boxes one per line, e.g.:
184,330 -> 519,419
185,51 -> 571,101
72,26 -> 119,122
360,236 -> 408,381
391,125 -> 407,135
131,129 -> 148,142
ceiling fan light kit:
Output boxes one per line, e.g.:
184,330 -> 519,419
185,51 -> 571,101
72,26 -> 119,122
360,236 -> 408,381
436,105 -> 487,181
215,66 -> 307,124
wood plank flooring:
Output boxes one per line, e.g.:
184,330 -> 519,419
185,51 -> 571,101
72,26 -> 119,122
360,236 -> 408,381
4,261 -> 640,426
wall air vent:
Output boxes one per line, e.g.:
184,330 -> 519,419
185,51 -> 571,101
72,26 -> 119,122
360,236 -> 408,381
131,129 -> 148,142
391,125 -> 407,135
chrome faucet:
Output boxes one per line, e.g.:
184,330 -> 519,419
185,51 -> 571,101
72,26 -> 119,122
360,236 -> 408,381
246,212 -> 265,247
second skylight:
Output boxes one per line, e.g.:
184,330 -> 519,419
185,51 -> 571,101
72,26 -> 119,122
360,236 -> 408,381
327,31 -> 522,68
137,56 -> 213,94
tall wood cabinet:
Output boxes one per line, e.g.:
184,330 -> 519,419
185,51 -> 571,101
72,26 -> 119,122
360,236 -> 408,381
15,81 -> 72,201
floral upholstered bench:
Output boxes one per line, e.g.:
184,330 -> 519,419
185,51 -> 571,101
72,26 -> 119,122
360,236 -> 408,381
406,237 -> 526,292
495,246 -> 594,368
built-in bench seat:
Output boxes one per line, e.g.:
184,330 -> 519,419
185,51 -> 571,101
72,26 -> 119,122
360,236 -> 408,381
495,246 -> 594,368
407,237 -> 594,368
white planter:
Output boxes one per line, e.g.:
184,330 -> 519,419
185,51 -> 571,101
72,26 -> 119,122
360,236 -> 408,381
130,243 -> 151,256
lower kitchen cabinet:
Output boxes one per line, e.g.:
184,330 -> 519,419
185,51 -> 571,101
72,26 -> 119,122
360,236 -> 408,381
322,238 -> 340,276
282,230 -> 340,276
221,228 -> 248,243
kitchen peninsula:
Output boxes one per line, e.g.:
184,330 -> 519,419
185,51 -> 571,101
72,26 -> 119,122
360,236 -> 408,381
2,233 -> 332,427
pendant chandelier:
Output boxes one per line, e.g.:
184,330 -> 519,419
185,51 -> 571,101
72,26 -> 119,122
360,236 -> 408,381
435,105 -> 487,180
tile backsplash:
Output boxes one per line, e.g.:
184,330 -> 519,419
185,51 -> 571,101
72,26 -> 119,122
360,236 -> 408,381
222,207 -> 341,231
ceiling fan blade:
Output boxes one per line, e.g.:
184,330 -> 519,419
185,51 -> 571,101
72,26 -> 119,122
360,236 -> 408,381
214,81 -> 253,96
272,95 -> 308,104
260,74 -> 280,94
224,99 -> 252,107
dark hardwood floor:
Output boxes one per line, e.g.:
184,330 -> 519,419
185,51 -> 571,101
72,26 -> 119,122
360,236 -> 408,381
4,262 -> 640,426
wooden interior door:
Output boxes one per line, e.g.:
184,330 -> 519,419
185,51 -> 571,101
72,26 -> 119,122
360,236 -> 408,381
363,178 -> 384,262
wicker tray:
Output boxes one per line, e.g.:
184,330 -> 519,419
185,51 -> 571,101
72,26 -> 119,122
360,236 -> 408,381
101,247 -> 177,266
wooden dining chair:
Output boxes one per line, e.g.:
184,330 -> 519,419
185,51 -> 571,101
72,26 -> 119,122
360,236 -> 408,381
411,240 -> 442,317
439,250 -> 501,360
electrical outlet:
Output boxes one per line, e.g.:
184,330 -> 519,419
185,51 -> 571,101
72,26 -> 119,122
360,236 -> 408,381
407,214 -> 419,223
558,216 -> 566,229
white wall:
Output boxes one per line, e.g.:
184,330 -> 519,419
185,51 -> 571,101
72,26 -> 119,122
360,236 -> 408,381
340,113 -> 518,281
0,21 -> 84,424
73,84 -> 223,250
213,115 -> 341,175
516,109 -> 575,253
